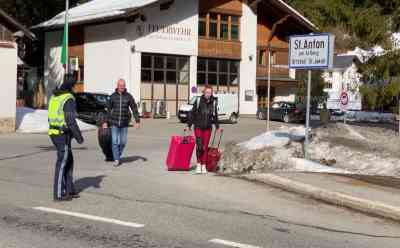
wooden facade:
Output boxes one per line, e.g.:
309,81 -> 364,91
198,0 -> 242,60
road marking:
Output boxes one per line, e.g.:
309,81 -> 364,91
33,207 -> 145,228
209,239 -> 262,248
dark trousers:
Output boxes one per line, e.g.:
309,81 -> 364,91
51,134 -> 75,199
194,128 -> 212,165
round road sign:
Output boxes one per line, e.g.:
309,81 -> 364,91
340,91 -> 349,106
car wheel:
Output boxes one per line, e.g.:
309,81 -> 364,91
283,114 -> 291,123
258,111 -> 265,120
229,113 -> 238,124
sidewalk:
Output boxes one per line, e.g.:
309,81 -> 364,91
242,172 -> 400,222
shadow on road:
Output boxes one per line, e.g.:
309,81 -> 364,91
36,146 -> 89,151
121,156 -> 148,164
75,175 -> 106,193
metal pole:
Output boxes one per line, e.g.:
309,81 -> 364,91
398,96 -> 400,136
267,45 -> 271,132
305,70 -> 311,160
65,0 -> 69,75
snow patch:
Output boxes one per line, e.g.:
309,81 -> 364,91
16,107 -> 95,134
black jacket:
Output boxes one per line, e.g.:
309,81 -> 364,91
188,95 -> 219,130
108,89 -> 140,128
52,76 -> 84,143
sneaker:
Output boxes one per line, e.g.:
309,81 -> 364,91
201,165 -> 208,174
113,160 -> 120,167
195,163 -> 202,174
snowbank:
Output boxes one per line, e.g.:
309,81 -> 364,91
16,107 -> 96,134
238,126 -> 306,151
312,111 -> 396,123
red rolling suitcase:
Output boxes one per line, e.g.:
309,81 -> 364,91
206,130 -> 223,172
166,131 -> 195,171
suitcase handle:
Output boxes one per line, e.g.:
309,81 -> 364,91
211,129 -> 223,149
182,129 -> 191,144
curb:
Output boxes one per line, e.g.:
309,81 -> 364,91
242,173 -> 400,222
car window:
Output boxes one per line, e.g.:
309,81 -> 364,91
95,95 -> 108,104
272,103 -> 280,109
189,96 -> 199,105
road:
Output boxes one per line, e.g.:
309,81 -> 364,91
0,118 -> 400,248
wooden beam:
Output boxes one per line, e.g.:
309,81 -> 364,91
266,14 -> 291,46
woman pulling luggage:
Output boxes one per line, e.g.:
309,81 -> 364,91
186,85 -> 222,174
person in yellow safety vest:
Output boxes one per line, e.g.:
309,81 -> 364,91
48,74 -> 84,202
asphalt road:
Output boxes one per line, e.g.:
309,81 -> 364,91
0,118 -> 400,248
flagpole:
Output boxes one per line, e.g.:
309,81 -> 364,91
65,0 -> 69,76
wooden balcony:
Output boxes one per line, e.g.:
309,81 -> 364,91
198,38 -> 241,60
257,64 -> 290,78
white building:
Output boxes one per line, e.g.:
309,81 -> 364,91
0,9 -> 35,133
323,55 -> 362,110
37,0 -> 316,116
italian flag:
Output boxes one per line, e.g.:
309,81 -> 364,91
60,0 -> 69,67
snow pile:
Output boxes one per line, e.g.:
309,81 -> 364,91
221,126 -> 306,174
312,111 -> 396,123
309,123 -> 400,178
16,107 -> 96,134
238,131 -> 290,150
238,126 -> 306,151
345,111 -> 395,123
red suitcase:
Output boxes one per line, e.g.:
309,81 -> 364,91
206,130 -> 223,172
166,132 -> 195,171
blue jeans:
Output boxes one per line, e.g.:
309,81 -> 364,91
111,126 -> 128,161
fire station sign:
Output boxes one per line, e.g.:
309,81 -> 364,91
289,33 -> 335,69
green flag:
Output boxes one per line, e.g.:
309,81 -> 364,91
60,0 -> 69,66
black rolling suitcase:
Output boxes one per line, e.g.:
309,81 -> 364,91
98,127 -> 113,161
97,112 -> 113,161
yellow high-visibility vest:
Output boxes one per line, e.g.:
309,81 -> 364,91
48,93 -> 75,136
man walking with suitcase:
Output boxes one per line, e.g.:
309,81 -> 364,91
108,79 -> 140,167
48,75 -> 84,201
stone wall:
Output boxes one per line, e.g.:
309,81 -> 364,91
0,118 -> 15,134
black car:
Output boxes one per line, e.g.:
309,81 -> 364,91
75,92 -> 110,124
257,101 -> 305,123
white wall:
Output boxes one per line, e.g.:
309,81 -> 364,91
84,0 -> 198,101
44,30 -> 64,100
84,22 -> 130,95
239,3 -> 258,115
127,0 -> 198,56
0,45 -> 17,132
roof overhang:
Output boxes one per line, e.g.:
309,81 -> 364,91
0,8 -> 36,40
33,0 -> 161,30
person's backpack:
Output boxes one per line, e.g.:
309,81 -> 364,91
195,96 -> 218,113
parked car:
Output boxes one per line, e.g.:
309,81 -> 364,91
178,93 -> 239,124
257,101 -> 305,123
75,92 -> 110,124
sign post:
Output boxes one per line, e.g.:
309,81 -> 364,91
340,91 -> 349,124
289,33 -> 335,160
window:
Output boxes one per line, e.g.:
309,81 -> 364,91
197,58 -> 240,87
141,54 -> 190,84
0,24 -> 12,41
270,51 -> 276,65
231,16 -> 240,41
220,15 -> 229,40
325,82 -> 333,89
258,50 -> 266,65
199,14 -> 206,37
209,14 -> 218,38
198,13 -> 240,41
